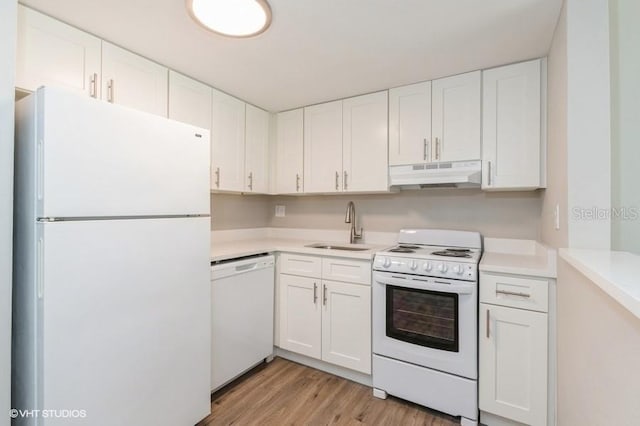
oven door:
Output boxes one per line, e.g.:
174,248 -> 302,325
373,271 -> 477,379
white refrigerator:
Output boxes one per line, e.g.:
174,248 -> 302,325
12,87 -> 212,425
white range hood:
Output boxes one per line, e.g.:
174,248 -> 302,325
389,160 -> 482,189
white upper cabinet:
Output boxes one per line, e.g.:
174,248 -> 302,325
275,109 -> 304,194
389,82 -> 432,165
101,42 -> 168,117
342,91 -> 389,192
482,59 -> 545,190
168,71 -> 212,130
304,100 -> 343,193
211,89 -> 246,192
245,104 -> 270,193
16,5 -> 101,98
432,71 -> 481,162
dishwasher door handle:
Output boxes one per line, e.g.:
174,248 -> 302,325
235,262 -> 258,273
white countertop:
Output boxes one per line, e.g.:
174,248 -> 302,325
211,238 -> 388,262
559,248 -> 640,320
480,238 -> 557,278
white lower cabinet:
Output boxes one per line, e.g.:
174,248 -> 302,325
278,254 -> 371,374
321,280 -> 371,373
480,272 -> 550,426
279,274 -> 321,359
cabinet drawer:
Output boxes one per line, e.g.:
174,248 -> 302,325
322,258 -> 371,285
480,273 -> 548,313
279,253 -> 322,278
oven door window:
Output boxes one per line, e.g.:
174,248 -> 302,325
386,285 -> 459,352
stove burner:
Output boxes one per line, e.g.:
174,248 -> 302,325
432,250 -> 472,258
398,244 -> 421,249
389,247 -> 415,253
445,248 -> 471,253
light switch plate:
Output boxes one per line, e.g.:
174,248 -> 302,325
275,205 -> 285,217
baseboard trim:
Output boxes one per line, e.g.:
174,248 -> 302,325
275,347 -> 373,387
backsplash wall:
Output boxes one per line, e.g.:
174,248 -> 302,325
211,189 -> 543,240
269,190 -> 542,239
211,194 -> 271,230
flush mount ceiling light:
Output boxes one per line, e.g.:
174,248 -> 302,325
187,0 -> 272,38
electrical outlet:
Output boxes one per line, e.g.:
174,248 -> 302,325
554,204 -> 560,230
275,205 -> 285,218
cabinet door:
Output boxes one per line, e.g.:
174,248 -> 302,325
168,71 -> 212,130
101,42 -> 168,117
245,104 -> 270,193
16,5 -> 101,97
304,101 -> 343,193
279,274 -> 321,359
321,280 -> 371,374
275,109 -> 304,194
432,71 -> 481,162
343,91 -> 389,192
479,304 -> 548,426
389,82 -> 432,165
482,60 -> 542,190
211,89 -> 246,192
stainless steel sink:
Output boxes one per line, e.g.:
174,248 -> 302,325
305,243 -> 370,252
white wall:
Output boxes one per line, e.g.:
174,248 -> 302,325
0,1 -> 17,425
541,0 -> 568,249
557,260 -> 640,425
565,0 -> 611,249
610,0 -> 640,254
549,1 -> 640,423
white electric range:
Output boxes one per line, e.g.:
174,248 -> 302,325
372,229 -> 482,426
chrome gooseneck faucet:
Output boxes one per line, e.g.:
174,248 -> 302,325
344,201 -> 363,244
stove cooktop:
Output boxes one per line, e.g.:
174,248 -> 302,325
380,244 -> 481,263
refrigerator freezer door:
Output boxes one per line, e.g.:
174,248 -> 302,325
39,217 -> 210,426
36,87 -> 210,218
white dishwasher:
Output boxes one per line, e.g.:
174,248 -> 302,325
210,254 -> 275,392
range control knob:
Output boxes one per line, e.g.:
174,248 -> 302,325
409,261 -> 418,270
453,265 -> 464,275
423,262 -> 433,272
438,263 -> 448,273
382,257 -> 392,268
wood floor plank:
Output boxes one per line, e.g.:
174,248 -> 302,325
197,357 -> 460,426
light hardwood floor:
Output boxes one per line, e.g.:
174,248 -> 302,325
198,357 -> 459,425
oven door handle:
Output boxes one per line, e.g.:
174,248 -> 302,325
373,274 -> 474,295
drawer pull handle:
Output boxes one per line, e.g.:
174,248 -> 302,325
496,289 -> 531,298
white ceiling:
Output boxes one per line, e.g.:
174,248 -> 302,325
21,0 -> 563,112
